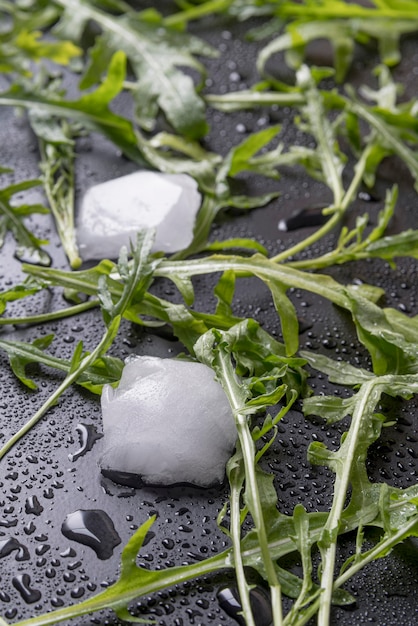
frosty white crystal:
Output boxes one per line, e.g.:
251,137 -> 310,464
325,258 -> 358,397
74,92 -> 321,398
100,356 -> 237,487
76,171 -> 201,260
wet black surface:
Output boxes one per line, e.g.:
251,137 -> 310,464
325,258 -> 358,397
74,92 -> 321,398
1,5 -> 418,626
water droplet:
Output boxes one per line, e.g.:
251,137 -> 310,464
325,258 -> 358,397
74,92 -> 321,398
162,538 -> 175,550
61,509 -> 121,560
0,590 -> 10,602
217,586 -> 272,626
68,423 -> 103,462
25,495 -> 44,516
0,538 -> 30,561
12,574 -> 42,604
358,190 -> 380,202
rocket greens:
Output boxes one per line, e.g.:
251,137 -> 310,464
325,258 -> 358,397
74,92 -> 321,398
1,1 -> 418,625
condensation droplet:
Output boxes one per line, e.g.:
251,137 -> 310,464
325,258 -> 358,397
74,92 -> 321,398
61,509 -> 121,560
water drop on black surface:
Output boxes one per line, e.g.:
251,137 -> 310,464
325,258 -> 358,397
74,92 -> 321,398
0,537 -> 30,561
25,495 -> 44,516
217,585 -> 272,626
358,189 -> 380,202
12,574 -> 41,604
61,509 -> 121,560
69,423 -> 103,461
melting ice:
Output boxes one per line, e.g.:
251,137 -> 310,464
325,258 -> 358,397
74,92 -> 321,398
100,356 -> 237,487
76,171 -> 201,260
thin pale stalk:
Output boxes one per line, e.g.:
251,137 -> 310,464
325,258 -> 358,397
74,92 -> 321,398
164,0 -> 233,26
229,480 -> 256,626
206,91 -> 306,110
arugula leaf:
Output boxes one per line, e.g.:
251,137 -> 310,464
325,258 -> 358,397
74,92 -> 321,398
52,0 -> 216,138
0,278 -> 42,316
0,176 -> 50,265
0,334 -> 123,393
32,116 -> 82,268
0,51 -> 147,165
303,367 -> 418,625
13,28 -> 81,65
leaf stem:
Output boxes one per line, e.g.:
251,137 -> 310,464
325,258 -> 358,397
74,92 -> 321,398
163,0 -> 233,26
9,551 -> 229,626
216,349 -> 283,625
0,299 -> 98,326
229,477 -> 257,626
316,380 -> 373,625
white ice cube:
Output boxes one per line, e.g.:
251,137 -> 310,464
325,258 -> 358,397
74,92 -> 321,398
100,356 -> 237,487
76,171 -> 201,260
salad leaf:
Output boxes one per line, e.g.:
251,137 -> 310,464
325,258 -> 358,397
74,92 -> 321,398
33,116 -> 82,268
0,175 -> 50,265
0,334 -> 123,393
52,0 -> 217,138
0,50 -> 147,165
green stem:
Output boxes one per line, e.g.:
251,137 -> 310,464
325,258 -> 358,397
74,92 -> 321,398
271,209 -> 342,264
163,0 -> 233,26
38,136 -> 82,270
217,349 -> 283,626
9,551 -> 229,626
205,91 -> 306,110
229,479 -> 256,626
316,378 -> 380,625
0,300 -> 98,326
156,256 -> 351,310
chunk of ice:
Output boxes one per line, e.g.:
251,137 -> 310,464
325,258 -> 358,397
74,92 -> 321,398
76,171 -> 201,260
100,356 -> 237,487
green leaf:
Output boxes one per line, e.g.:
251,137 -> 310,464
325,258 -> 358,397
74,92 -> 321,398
0,176 -> 50,265
303,395 -> 358,425
347,291 -> 418,376
205,238 -> 268,255
260,0 -> 418,80
0,278 -> 42,316
33,116 -> 82,268
53,0 -> 216,138
301,350 -> 373,386
14,29 -> 81,65
265,279 -> 299,356
226,124 -> 282,177
0,51 -> 147,165
0,334 -> 123,392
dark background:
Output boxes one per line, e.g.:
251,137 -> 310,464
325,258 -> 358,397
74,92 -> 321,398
0,5 -> 418,625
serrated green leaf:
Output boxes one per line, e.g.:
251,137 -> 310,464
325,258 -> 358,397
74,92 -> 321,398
0,51 -> 146,165
53,0 -> 215,138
